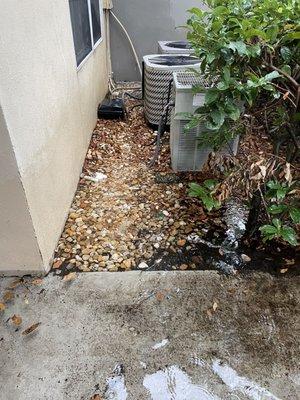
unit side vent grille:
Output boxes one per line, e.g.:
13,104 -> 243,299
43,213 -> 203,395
174,72 -> 212,89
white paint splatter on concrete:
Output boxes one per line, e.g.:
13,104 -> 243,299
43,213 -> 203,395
143,365 -> 219,400
152,338 -> 169,350
212,359 -> 281,400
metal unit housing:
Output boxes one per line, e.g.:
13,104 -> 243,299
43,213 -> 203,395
143,54 -> 201,126
158,40 -> 193,55
171,71 -> 239,171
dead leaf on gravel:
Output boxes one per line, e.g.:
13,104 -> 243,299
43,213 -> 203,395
91,395 -> 102,400
206,309 -> 212,318
53,260 -> 63,269
0,302 -> 5,311
31,278 -> 43,285
22,322 -> 41,335
212,301 -> 218,312
63,272 -> 77,282
11,314 -> 22,326
3,291 -> 14,302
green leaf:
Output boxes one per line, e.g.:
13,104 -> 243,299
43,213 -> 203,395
267,180 -> 281,190
281,65 -> 292,75
272,218 -> 281,230
281,226 -> 299,246
211,109 -> 225,127
259,224 -> 278,235
289,207 -> 300,224
247,44 -> 262,57
187,8 -> 203,18
222,66 -> 230,83
203,179 -> 218,190
202,196 -> 216,212
268,204 -> 287,214
188,183 -> 206,198
213,6 -> 229,16
277,188 -> 287,201
188,182 -> 220,211
265,25 -> 279,41
264,71 -> 280,81
283,32 -> 300,41
280,46 -> 292,62
205,89 -> 219,105
226,102 -> 241,121
228,41 -> 248,56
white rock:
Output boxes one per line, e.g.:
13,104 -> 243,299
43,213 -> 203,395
138,262 -> 149,270
241,254 -> 251,262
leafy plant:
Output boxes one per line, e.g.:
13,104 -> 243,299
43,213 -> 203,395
188,180 -> 220,211
259,218 -> 298,246
260,179 -> 300,245
186,0 -> 300,158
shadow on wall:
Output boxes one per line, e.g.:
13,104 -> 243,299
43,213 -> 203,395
110,0 -> 207,81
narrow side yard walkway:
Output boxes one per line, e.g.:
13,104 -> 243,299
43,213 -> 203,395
0,271 -> 299,399
54,104 -> 207,273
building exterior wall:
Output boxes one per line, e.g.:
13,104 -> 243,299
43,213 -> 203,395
0,0 -> 108,274
110,0 -> 208,81
0,106 -> 43,275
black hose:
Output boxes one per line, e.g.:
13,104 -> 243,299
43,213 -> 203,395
149,101 -> 175,167
128,103 -> 144,111
124,91 -> 143,100
164,79 -> 173,128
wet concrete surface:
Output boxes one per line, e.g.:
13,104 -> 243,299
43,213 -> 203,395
0,271 -> 299,399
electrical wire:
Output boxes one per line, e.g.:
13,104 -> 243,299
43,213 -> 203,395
104,8 -> 116,93
110,10 -> 142,78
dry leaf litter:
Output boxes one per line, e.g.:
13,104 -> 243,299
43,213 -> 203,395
53,103 -> 208,273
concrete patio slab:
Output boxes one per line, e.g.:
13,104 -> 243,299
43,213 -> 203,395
0,271 -> 299,399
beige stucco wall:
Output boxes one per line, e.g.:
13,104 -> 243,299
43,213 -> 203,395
0,0 -> 108,274
0,105 -> 43,274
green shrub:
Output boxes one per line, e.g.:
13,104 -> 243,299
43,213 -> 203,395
186,0 -> 300,155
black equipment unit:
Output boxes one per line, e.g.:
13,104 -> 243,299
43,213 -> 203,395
97,97 -> 125,119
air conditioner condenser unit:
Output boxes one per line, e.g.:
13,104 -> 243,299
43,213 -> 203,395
143,54 -> 201,126
170,72 -> 239,172
158,41 -> 193,55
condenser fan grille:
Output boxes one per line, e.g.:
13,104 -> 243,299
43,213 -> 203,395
143,54 -> 201,126
165,41 -> 192,49
148,55 -> 199,66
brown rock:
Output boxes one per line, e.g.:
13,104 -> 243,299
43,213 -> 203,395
179,264 -> 189,270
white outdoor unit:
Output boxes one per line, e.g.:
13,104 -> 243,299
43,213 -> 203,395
171,71 -> 239,171
158,40 -> 193,55
143,54 -> 201,126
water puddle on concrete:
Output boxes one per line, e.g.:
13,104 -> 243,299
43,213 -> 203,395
100,359 -> 282,400
212,359 -> 280,400
104,364 -> 127,400
143,365 -> 218,400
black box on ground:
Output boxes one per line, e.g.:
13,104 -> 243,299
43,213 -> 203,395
97,98 -> 125,119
